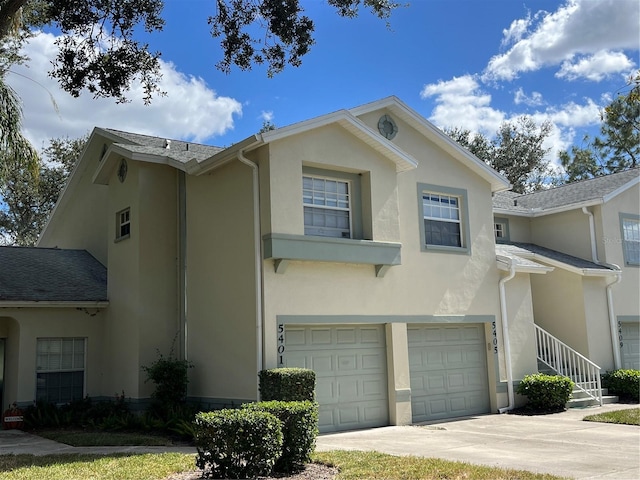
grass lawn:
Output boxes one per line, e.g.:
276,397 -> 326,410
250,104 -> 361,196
583,407 -> 640,425
0,451 -> 568,480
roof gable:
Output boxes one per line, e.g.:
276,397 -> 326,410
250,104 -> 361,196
494,168 -> 640,216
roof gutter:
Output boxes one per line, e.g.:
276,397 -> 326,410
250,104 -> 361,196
497,258 -> 516,413
237,148 -> 264,401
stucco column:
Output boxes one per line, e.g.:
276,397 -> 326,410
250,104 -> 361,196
385,322 -> 412,425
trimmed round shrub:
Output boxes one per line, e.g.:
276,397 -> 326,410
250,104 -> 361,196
601,369 -> 640,402
243,400 -> 319,473
194,409 -> 283,479
516,373 -> 574,412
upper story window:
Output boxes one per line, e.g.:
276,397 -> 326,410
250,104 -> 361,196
303,174 -> 352,239
494,217 -> 510,243
417,183 -> 471,254
36,337 -> 85,404
620,213 -> 640,266
116,208 -> 131,241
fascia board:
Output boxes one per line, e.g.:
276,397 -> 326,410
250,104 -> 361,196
496,254 -> 554,274
529,199 -> 603,217
492,208 -> 533,217
517,251 -> 613,276
602,175 -> 640,203
0,301 -> 109,308
352,97 -> 510,192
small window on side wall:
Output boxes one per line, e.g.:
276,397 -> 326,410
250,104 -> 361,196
494,217 -> 510,243
116,208 -> 131,241
417,183 -> 471,254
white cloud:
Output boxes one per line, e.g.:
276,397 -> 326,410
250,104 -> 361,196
483,0 -> 639,82
514,88 -> 544,106
260,111 -> 274,122
420,75 -> 504,136
6,32 -> 243,151
556,50 -> 636,81
501,12 -> 532,47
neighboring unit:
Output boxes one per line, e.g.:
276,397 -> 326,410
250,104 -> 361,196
1,97 -> 635,432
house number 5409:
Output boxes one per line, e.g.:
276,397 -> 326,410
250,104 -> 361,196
277,324 -> 285,366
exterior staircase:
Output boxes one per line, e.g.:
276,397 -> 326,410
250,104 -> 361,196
534,325 -> 618,408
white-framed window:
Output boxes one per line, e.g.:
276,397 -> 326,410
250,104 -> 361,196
116,207 -> 131,241
303,175 -> 352,238
494,217 -> 510,243
36,338 -> 86,404
417,183 -> 470,254
423,192 -> 462,247
620,214 -> 640,266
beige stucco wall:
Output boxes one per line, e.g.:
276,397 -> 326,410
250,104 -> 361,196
102,161 -> 180,399
530,209 -> 592,260
600,184 -> 640,317
531,268 -> 589,356
38,138 -> 109,264
185,161 -> 258,403
499,214 -> 531,243
0,309 -> 104,405
582,276 -> 616,370
503,273 -> 538,380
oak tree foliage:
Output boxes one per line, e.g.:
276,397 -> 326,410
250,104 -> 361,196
0,134 -> 86,245
446,117 -> 553,193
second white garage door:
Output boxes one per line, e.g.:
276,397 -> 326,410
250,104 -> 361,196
620,322 -> 640,370
283,324 -> 389,433
409,323 -> 490,423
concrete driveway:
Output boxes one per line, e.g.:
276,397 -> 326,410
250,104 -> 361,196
316,404 -> 640,479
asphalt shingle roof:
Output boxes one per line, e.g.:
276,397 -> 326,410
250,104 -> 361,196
0,247 -> 107,302
105,129 -> 224,163
494,168 -> 639,213
498,242 -> 614,272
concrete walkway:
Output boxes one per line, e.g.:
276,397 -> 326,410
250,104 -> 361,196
0,404 -> 638,479
316,404 -> 640,480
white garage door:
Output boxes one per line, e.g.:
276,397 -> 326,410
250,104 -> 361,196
409,323 -> 490,423
620,322 -> 640,370
283,324 -> 388,433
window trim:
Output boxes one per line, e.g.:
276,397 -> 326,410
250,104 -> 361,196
494,216 -> 510,243
302,167 -> 363,239
619,212 -> 640,267
35,337 -> 86,404
417,183 -> 471,255
115,207 -> 131,242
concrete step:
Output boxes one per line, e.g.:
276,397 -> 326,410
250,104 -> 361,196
566,392 -> 619,408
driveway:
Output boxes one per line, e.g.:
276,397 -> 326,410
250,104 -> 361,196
316,404 -> 640,479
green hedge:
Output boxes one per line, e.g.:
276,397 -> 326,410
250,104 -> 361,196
516,373 -> 574,411
259,368 -> 316,402
602,369 -> 640,402
194,409 -> 283,479
243,400 -> 318,473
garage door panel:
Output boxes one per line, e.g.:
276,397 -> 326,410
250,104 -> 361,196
284,324 -> 388,433
409,324 -> 490,423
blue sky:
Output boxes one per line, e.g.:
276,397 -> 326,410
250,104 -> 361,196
7,0 -> 640,169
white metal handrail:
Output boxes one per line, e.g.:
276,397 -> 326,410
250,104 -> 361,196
534,324 -> 602,405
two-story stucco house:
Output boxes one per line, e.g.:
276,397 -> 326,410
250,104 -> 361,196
1,97 -> 633,432
493,168 -> 640,376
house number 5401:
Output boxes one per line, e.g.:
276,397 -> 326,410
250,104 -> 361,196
277,324 -> 285,366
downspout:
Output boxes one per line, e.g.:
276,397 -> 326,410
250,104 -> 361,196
606,269 -> 623,370
582,207 -> 623,370
582,207 -> 599,264
498,260 -> 516,413
237,149 -> 264,400
178,171 -> 188,360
